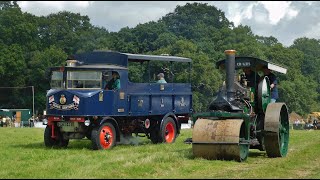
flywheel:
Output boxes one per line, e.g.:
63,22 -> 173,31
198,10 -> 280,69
258,76 -> 271,113
192,118 -> 249,162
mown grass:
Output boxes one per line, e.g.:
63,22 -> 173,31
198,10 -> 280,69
0,127 -> 320,179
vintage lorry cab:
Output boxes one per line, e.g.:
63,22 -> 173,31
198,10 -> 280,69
43,50 -> 192,150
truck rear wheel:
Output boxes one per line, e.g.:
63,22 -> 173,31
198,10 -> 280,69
91,122 -> 116,150
159,117 -> 177,143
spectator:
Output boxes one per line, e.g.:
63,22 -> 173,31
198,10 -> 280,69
313,119 -> 318,130
35,116 -> 39,123
28,116 -> 35,127
156,73 -> 167,83
6,116 -> 12,127
2,116 -> 7,127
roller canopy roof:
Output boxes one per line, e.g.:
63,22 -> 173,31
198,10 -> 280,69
216,56 -> 287,74
69,51 -> 192,68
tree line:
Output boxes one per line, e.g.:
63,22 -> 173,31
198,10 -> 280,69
0,1 -> 319,117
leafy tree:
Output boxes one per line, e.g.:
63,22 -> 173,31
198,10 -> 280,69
290,37 -> 320,80
161,2 -> 233,39
0,1 -> 19,10
153,32 -> 178,50
0,44 -> 27,108
26,46 -> 67,111
256,35 -> 279,47
290,37 -> 320,103
1,2 -> 320,116
0,4 -> 40,51
38,11 -> 93,54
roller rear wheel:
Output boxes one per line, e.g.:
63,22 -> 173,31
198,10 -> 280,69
264,103 -> 289,157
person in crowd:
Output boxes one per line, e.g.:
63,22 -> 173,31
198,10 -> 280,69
156,73 -> 167,83
28,116 -> 35,127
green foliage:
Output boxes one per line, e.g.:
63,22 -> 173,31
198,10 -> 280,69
0,5 -> 40,51
280,76 -> 319,116
1,2 -> 320,116
0,1 -> 19,10
38,11 -> 94,54
161,2 -> 233,39
0,44 -> 28,108
128,61 -> 148,83
256,35 -> 279,47
290,38 -> 320,101
26,46 -> 67,111
0,44 -> 26,87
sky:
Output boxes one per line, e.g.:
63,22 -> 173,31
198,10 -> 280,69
17,1 -> 320,47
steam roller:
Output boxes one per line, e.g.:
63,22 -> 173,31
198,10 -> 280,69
190,50 -> 289,162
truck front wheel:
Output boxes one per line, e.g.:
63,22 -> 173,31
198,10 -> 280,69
44,125 -> 69,148
91,122 -> 116,150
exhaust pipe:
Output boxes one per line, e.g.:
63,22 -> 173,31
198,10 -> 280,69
224,50 -> 236,101
209,49 -> 241,111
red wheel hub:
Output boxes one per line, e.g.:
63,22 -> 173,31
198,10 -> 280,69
99,126 -> 114,149
165,122 -> 175,143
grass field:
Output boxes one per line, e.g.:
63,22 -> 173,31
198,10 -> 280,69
0,127 -> 320,179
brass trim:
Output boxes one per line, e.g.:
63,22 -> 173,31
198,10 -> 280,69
99,91 -> 103,101
119,92 -> 125,99
160,84 -> 164,91
224,50 -> 236,55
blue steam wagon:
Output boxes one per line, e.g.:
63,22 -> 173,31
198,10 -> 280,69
43,51 -> 192,149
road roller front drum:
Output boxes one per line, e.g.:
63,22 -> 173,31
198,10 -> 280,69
192,119 -> 249,162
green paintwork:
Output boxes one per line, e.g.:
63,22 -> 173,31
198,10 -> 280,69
191,55 -> 288,161
192,111 -> 249,123
279,108 -> 290,157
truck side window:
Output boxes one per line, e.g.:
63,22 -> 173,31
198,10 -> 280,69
67,71 -> 102,89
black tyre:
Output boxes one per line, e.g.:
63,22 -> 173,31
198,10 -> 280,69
44,125 -> 58,147
150,129 -> 160,144
58,136 -> 69,148
159,117 -> 177,143
257,117 -> 266,151
44,125 -> 69,148
91,122 -> 116,150
257,136 -> 266,151
85,126 -> 92,140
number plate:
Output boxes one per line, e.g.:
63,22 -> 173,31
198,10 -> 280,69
58,121 -> 80,132
58,122 -> 73,127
